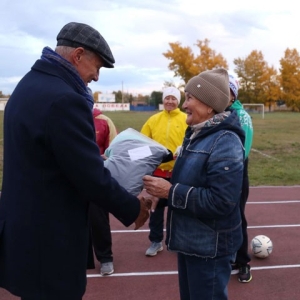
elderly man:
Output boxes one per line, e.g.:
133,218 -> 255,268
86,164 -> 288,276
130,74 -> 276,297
0,22 -> 150,300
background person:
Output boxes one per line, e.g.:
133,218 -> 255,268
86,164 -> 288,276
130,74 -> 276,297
143,69 -> 245,300
141,87 -> 187,256
0,22 -> 150,300
228,74 -> 254,283
90,104 -> 118,276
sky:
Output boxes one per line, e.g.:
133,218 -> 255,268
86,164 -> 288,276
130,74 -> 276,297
1,0 -> 300,96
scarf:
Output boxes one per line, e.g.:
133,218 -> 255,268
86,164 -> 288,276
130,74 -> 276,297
190,111 -> 230,139
40,47 -> 94,110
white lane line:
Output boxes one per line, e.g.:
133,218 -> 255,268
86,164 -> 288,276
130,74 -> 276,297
251,148 -> 280,161
250,186 -> 300,188
111,229 -> 149,233
248,224 -> 300,228
87,271 -> 178,278
248,200 -> 300,204
252,264 -> 300,270
87,264 -> 300,278
112,224 -> 300,234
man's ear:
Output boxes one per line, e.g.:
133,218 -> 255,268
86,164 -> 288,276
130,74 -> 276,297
71,47 -> 85,66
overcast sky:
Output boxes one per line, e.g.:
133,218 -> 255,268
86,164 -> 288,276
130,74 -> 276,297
1,0 -> 300,96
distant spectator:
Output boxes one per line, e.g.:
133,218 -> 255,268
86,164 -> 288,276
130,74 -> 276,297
89,103 -> 118,276
228,74 -> 254,283
141,87 -> 187,257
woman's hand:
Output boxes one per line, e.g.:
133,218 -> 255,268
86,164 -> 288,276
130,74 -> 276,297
142,175 -> 171,199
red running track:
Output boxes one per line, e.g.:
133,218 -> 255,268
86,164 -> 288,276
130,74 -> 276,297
1,186 -> 300,300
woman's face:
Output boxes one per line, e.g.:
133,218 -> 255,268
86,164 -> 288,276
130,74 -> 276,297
182,92 -> 214,126
163,95 -> 179,112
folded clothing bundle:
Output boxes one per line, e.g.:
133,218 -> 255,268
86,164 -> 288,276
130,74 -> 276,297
104,128 -> 170,196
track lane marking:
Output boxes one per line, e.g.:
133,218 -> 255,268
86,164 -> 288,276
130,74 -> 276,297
112,223 -> 300,233
249,200 -> 300,204
87,264 -> 300,278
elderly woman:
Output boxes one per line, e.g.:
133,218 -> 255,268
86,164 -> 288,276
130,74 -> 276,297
143,68 -> 245,300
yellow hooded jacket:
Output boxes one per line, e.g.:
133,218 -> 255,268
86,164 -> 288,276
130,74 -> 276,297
141,108 -> 187,172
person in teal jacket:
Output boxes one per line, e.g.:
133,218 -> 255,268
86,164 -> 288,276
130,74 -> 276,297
228,74 -> 254,283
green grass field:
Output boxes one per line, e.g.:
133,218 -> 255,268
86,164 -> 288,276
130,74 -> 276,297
0,110 -> 299,187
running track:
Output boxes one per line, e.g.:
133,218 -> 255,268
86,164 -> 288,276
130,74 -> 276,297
1,186 -> 300,300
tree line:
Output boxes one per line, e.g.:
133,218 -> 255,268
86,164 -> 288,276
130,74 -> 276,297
163,39 -> 300,112
106,39 -> 300,111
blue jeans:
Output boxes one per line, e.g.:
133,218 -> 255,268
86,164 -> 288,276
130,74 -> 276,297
177,253 -> 232,300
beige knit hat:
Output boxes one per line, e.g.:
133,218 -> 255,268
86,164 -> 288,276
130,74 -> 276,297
184,68 -> 230,113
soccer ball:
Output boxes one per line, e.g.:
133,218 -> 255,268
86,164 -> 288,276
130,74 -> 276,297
251,235 -> 273,258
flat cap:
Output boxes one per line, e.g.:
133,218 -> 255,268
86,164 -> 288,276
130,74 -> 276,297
56,22 -> 115,68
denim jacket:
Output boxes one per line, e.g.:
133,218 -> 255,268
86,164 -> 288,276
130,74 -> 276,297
166,110 -> 245,258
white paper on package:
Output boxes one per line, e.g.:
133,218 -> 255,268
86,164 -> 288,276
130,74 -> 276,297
104,128 -> 169,196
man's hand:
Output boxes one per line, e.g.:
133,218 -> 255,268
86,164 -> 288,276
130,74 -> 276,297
134,196 -> 150,230
139,189 -> 159,213
101,154 -> 108,160
143,175 -> 172,199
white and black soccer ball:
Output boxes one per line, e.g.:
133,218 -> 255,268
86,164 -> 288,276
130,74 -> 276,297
251,235 -> 273,258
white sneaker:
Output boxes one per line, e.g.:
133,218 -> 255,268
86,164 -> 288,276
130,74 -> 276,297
100,262 -> 114,276
145,242 -> 163,256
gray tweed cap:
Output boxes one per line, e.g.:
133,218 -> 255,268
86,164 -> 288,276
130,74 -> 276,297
56,22 -> 115,68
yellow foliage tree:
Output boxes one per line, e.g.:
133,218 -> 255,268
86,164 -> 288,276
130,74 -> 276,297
261,66 -> 281,111
194,39 -> 228,75
280,48 -> 300,112
163,39 -> 228,83
234,50 -> 281,105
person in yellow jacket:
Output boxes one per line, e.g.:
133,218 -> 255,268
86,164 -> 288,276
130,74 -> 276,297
141,86 -> 187,256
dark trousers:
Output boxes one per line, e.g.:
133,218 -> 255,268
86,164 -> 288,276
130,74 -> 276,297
148,177 -> 170,243
89,203 -> 113,263
235,158 -> 251,266
149,204 -> 165,243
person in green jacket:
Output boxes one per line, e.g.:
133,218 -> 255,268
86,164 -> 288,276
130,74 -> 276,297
228,74 -> 254,283
141,87 -> 187,257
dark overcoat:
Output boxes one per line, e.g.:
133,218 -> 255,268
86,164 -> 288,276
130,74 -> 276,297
0,59 -> 140,299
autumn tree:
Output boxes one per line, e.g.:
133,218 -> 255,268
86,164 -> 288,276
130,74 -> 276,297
194,40 -> 228,75
261,66 -> 281,111
280,48 -> 300,111
234,50 -> 281,105
163,39 -> 228,83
